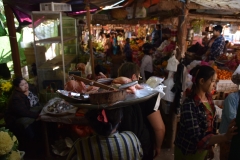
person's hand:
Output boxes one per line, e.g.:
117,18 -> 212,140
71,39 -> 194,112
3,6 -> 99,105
36,115 -> 41,121
153,147 -> 161,159
224,119 -> 238,141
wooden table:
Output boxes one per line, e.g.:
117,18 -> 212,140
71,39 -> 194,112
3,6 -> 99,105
40,111 -> 88,160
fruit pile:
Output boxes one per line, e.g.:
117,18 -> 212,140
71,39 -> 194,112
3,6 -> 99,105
217,54 -> 228,61
213,66 -> 233,80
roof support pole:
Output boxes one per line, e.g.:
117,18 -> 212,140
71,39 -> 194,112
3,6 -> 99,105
177,0 -> 190,60
4,4 -> 22,77
85,0 -> 95,79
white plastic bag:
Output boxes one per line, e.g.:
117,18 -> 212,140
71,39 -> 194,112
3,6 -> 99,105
162,72 -> 176,102
166,55 -> 179,72
146,76 -> 164,88
85,61 -> 92,75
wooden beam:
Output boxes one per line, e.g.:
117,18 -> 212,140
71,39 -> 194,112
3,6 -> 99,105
152,0 -> 208,11
85,0 -> 95,79
4,4 -> 22,77
177,0 -> 190,60
188,14 -> 240,22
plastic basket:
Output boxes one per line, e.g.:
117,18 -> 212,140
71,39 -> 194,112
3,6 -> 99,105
40,2 -> 72,11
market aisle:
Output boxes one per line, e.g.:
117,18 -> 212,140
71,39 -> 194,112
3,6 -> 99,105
157,146 -> 220,160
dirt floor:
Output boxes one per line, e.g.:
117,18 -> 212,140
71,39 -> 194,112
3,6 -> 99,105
23,145 -> 220,160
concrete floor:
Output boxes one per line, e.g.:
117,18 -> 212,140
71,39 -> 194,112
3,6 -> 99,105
156,146 -> 220,160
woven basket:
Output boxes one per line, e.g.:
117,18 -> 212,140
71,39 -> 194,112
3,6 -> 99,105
89,90 -> 127,105
111,9 -> 128,20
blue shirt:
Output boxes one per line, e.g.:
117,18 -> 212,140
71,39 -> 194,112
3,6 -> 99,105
219,92 -> 239,134
209,35 -> 225,60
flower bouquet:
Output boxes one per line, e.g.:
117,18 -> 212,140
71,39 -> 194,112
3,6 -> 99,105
0,127 -> 23,160
0,79 -> 13,113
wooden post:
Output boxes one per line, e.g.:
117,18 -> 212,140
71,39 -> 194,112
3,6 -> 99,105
4,4 -> 22,77
177,0 -> 190,60
85,0 -> 95,79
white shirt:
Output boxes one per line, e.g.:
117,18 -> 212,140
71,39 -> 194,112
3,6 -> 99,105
140,55 -> 153,81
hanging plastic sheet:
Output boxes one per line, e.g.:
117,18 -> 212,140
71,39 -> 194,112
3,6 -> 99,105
0,20 -> 7,37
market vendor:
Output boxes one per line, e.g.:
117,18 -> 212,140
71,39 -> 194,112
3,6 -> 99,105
4,77 -> 42,150
204,25 -> 225,61
123,38 -> 132,62
118,62 -> 165,160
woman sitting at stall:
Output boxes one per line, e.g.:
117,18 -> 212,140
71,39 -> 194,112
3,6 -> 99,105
67,108 -> 143,160
4,77 -> 42,141
174,65 -> 237,160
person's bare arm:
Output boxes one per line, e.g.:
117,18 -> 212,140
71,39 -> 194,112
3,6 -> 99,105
147,110 -> 165,159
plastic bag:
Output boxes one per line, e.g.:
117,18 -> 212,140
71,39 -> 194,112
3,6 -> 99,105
166,55 -> 179,72
162,72 -> 175,102
0,20 -> 6,36
146,76 -> 164,88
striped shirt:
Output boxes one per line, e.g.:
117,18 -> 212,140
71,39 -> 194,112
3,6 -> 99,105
67,131 -> 143,160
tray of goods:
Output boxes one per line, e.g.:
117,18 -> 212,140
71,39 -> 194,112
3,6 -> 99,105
57,90 -> 90,103
89,89 -> 127,105
215,68 -> 233,80
97,78 -> 113,85
43,98 -> 77,116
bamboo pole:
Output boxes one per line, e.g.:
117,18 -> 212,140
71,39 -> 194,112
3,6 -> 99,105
85,0 -> 95,79
4,4 -> 22,77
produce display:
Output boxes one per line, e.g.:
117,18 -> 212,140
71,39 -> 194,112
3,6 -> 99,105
46,99 -> 75,114
217,54 -> 228,61
213,66 -> 233,80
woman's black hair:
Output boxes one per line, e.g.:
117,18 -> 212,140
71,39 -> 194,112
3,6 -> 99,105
85,108 -> 123,136
118,62 -> 140,79
12,77 -> 25,87
190,65 -> 215,95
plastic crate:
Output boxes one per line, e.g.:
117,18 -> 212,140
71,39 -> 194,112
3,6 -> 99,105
40,2 -> 72,11
216,80 -> 238,92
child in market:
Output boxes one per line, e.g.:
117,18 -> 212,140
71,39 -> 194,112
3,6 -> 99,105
67,108 -> 143,160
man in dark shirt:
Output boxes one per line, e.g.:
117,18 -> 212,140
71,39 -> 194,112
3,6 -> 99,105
123,38 -> 132,62
117,62 -> 165,160
151,24 -> 162,47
